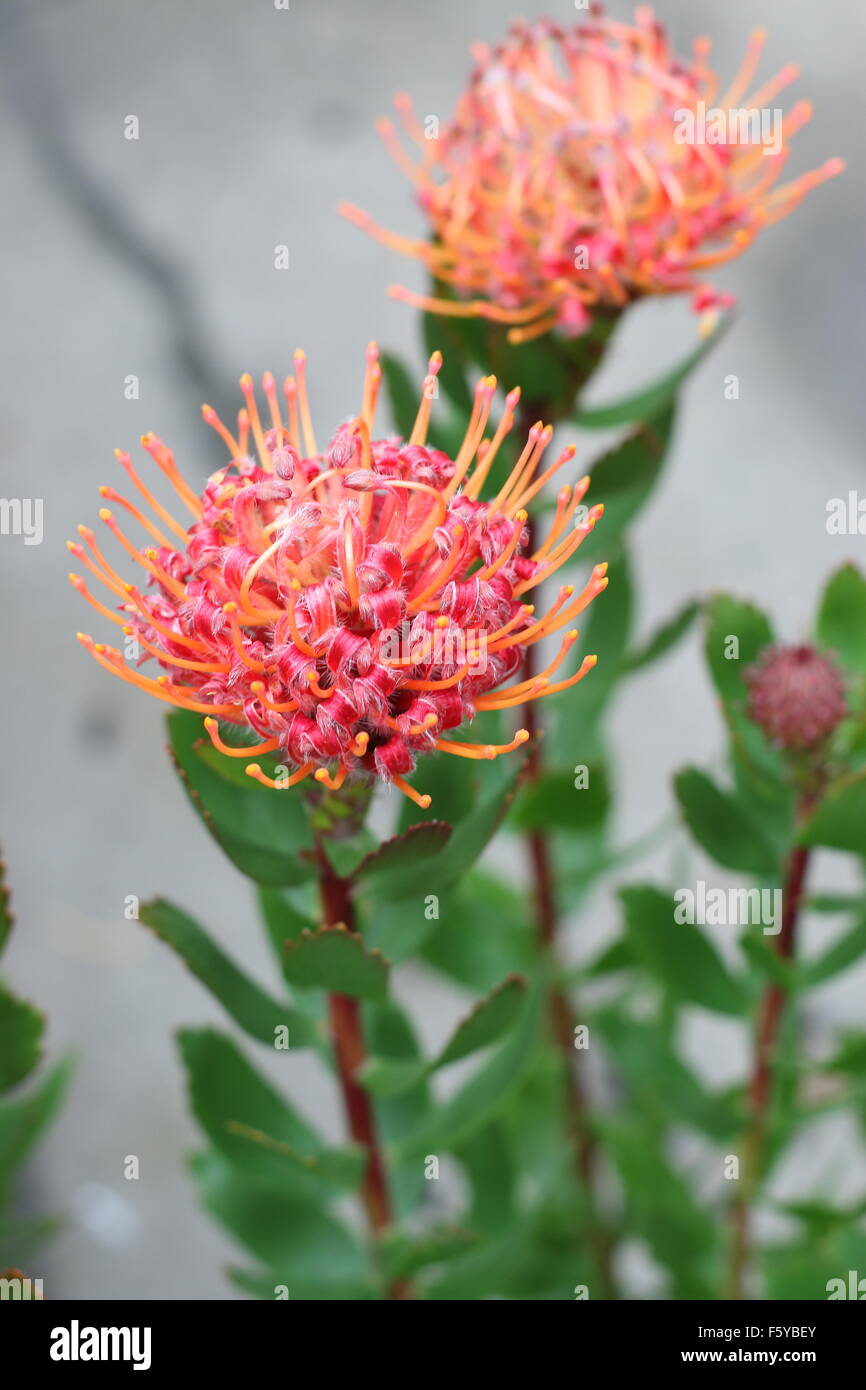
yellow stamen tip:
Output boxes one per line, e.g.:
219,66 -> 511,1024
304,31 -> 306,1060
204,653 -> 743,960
418,795 -> 432,809
246,764 -> 261,778
314,768 -> 329,782
515,730 -> 530,744
203,717 -> 217,731
98,508 -> 112,522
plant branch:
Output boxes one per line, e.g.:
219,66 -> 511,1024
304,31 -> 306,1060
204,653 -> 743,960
318,854 -> 410,1299
728,803 -> 814,1299
518,422 -> 618,1298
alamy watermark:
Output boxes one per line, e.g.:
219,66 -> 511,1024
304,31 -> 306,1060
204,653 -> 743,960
674,102 -> 783,157
0,497 -> 43,545
675,880 -> 782,935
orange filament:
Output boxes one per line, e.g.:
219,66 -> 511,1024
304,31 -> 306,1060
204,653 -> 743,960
306,671 -> 334,700
201,405 -> 240,459
98,486 -> 174,550
239,374 -> 269,468
68,574 -> 128,627
250,681 -> 299,714
78,635 -> 240,716
314,764 -> 348,792
402,663 -> 470,692
114,450 -> 190,545
433,729 -> 530,760
223,603 -> 267,672
391,773 -> 431,809
407,525 -> 465,610
287,581 -> 317,657
128,627 -> 230,674
203,718 -> 280,758
67,540 -> 127,599
246,761 -> 315,790
139,434 -> 203,518
464,385 -> 521,499
293,350 -> 318,457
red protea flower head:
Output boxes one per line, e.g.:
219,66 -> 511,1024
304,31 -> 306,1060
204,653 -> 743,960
745,644 -> 846,751
342,7 -> 842,343
69,347 -> 607,808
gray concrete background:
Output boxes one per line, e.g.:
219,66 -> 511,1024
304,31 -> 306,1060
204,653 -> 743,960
1,0 -> 864,1299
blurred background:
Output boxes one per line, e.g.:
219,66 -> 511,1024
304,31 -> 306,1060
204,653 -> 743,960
1,0 -> 863,1298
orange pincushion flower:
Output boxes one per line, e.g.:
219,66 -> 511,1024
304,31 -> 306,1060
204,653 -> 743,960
342,8 -> 842,343
69,347 -> 606,808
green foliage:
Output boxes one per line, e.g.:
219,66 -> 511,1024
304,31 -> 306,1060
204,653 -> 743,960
361,974 -> 528,1095
0,851 -> 72,1268
816,564 -> 866,674
620,885 -> 747,1015
572,312 -> 732,430
799,769 -> 866,857
140,898 -> 319,1047
282,925 -> 390,1001
673,767 -> 780,877
166,709 -> 317,886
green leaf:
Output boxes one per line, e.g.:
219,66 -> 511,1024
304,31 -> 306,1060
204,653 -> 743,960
351,822 -> 453,887
224,1123 -> 365,1190
799,768 -> 866,857
379,351 -> 421,437
600,1116 -> 718,1297
190,1150 -> 367,1292
594,1007 -> 741,1141
580,409 -> 674,559
0,852 -> 12,957
140,898 -> 317,1048
421,869 -> 537,991
804,915 -> 866,987
816,564 -> 866,674
282,925 -> 389,1001
362,1000 -> 431,1221
255,886 -> 317,958
421,760 -> 524,893
228,1265 -> 377,1301
166,710 -> 316,886
620,884 -> 747,1015
395,750 -> 477,834
362,974 -> 528,1096
704,594 -> 774,708
0,1060 -> 73,1195
393,980 -> 542,1161
380,1226 -> 481,1283
623,600 -> 700,676
573,313 -> 731,429
178,1029 -> 327,1192
508,764 -> 610,833
0,985 -> 43,1092
551,547 -> 634,755
673,766 -> 780,876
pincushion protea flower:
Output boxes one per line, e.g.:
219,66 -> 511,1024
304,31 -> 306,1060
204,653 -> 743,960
69,347 -> 606,808
745,644 -> 846,751
342,8 -> 842,343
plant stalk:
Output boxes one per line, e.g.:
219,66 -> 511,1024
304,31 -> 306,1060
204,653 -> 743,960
517,394 -> 618,1296
318,854 -> 410,1299
728,804 -> 814,1299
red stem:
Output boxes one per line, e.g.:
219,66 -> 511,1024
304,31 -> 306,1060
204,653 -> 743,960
520,501 -> 617,1299
729,811 -> 813,1298
319,857 -> 409,1299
